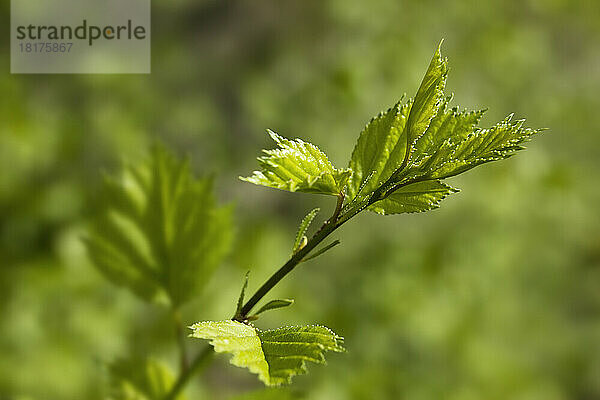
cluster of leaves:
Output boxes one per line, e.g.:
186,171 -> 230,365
86,42 -> 542,392
191,42 -> 541,386
242,42 -> 540,217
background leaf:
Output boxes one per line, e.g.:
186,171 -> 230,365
191,320 -> 344,386
108,357 -> 184,400
85,145 -> 233,307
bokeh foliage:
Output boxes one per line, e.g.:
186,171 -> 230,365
0,1 -> 599,399
86,145 -> 232,307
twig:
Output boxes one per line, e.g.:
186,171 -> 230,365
164,345 -> 213,400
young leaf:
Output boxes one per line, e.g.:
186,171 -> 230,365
410,95 -> 486,161
293,208 -> 319,253
400,41 -> 448,170
347,101 -> 411,202
241,130 -> 351,196
108,357 -> 184,400
190,320 -> 345,386
301,240 -> 341,262
85,145 -> 233,307
346,42 -> 541,215
396,114 -> 540,184
368,180 -> 458,215
254,299 -> 294,315
258,325 -> 345,385
235,272 -> 250,317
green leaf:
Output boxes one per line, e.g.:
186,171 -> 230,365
259,325 -> 345,385
241,130 -> 351,196
410,95 -> 486,160
235,272 -> 250,317
255,299 -> 294,315
368,180 -> 458,215
400,40 -> 448,170
398,114 -> 540,183
191,321 -> 267,380
346,42 -> 541,215
347,43 -> 448,202
190,320 -> 345,386
347,101 -> 411,202
108,357 -> 184,400
302,240 -> 341,262
292,208 -> 319,254
85,145 -> 233,307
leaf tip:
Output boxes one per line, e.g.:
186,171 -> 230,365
266,129 -> 282,143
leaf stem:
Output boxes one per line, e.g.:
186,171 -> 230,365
331,192 -> 345,222
164,344 -> 213,400
301,240 -> 341,262
168,192 -> 349,397
237,192 -> 346,319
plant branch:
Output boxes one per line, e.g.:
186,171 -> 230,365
237,192 -> 346,320
164,344 -> 213,400
167,192 -> 349,396
169,182 -> 412,394
331,192 -> 345,222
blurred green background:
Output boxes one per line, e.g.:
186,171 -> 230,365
1,0 -> 599,399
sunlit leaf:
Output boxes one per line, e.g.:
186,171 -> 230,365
410,95 -> 486,160
190,320 -> 345,386
345,42 -> 541,215
347,101 -> 411,202
292,208 -> 319,254
241,130 -> 351,196
401,41 -> 448,168
397,114 -> 540,183
368,180 -> 458,215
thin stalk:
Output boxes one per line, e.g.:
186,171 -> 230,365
167,192 -> 349,398
164,344 -> 213,400
238,178 -> 426,320
237,193 -> 345,319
